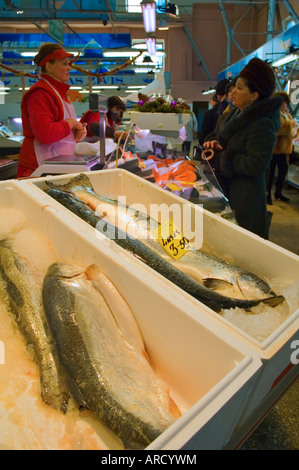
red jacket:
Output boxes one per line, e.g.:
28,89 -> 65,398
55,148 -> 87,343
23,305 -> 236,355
80,110 -> 118,138
18,74 -> 72,176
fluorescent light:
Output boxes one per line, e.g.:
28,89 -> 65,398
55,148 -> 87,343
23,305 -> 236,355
20,52 -> 37,57
272,53 -> 299,67
146,34 -> 157,56
92,85 -> 119,89
127,85 -> 146,89
141,0 -> 156,33
103,51 -> 140,58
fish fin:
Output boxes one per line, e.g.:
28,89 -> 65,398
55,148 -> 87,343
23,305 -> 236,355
169,395 -> 181,419
46,173 -> 93,193
65,374 -> 89,409
203,278 -> 233,289
260,295 -> 285,308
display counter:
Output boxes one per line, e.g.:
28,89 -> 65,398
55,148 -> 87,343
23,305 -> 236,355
0,169 -> 296,450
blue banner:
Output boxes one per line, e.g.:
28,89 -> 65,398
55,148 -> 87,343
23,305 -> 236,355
0,33 -> 131,51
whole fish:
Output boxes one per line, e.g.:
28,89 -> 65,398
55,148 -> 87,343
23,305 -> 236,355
45,174 -> 276,301
42,262 -> 179,450
0,240 -> 69,412
45,187 -> 284,313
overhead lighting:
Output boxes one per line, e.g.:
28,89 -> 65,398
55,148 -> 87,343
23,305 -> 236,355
145,33 -> 157,56
20,52 -> 38,57
92,85 -> 119,89
272,52 -> 299,67
103,51 -> 140,58
141,0 -> 156,33
202,87 -> 216,95
158,19 -> 169,30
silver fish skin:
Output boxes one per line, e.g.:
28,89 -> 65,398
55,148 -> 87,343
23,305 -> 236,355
0,240 -> 69,412
42,262 -> 177,450
45,187 -> 284,312
46,174 -> 278,302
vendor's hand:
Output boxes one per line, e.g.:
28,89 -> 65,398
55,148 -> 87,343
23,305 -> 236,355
74,123 -> 87,142
204,140 -> 223,151
66,119 -> 87,141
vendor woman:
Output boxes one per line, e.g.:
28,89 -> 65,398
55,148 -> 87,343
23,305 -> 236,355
17,42 -> 87,178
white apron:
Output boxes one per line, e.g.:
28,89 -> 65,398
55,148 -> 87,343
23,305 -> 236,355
34,78 -> 77,165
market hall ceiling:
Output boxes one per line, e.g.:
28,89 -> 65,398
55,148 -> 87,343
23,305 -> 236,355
0,0 -> 278,26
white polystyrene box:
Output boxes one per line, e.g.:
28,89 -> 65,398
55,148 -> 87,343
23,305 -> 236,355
129,111 -> 190,132
0,179 -> 261,450
25,169 -> 299,429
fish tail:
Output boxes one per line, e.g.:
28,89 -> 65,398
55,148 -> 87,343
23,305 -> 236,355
46,173 -> 93,193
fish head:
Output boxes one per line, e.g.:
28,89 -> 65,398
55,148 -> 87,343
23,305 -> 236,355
46,262 -> 85,279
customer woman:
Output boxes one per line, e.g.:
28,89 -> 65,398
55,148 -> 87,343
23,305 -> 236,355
267,91 -> 298,204
204,58 -> 284,239
80,95 -> 128,142
17,43 -> 87,177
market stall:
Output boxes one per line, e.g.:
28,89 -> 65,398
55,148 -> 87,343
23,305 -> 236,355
0,168 -> 298,450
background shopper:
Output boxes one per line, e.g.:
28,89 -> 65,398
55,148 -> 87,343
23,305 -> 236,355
203,58 -> 284,239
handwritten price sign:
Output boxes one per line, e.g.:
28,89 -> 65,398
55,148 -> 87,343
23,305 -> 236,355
153,218 -> 192,260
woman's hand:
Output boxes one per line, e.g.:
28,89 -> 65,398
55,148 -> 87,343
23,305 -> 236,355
203,140 -> 224,151
66,119 -> 87,141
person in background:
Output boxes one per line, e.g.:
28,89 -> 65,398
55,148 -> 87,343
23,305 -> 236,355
80,95 -> 128,143
182,111 -> 198,157
17,42 -> 86,178
216,77 -> 237,130
215,78 -> 230,120
204,58 -> 284,239
198,93 -> 219,145
267,91 -> 299,204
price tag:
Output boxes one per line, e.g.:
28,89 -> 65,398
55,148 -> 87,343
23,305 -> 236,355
167,182 -> 182,192
153,218 -> 192,260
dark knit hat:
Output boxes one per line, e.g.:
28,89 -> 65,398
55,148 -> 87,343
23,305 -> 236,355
239,58 -> 275,99
216,79 -> 230,96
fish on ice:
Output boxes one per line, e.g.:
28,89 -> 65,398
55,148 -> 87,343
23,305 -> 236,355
45,174 -> 280,301
0,239 -> 70,412
42,262 -> 180,449
45,186 -> 284,313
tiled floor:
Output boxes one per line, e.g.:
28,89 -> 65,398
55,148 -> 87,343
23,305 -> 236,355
239,183 -> 299,450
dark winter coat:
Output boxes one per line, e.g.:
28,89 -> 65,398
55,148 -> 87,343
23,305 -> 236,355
208,95 -> 283,239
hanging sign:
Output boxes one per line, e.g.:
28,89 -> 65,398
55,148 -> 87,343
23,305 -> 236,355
48,20 -> 64,45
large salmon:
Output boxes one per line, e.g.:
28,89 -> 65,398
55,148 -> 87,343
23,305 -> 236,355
46,174 -> 277,301
42,262 -> 179,449
45,187 -> 284,313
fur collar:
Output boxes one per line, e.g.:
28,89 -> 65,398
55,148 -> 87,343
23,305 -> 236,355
218,95 -> 284,144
